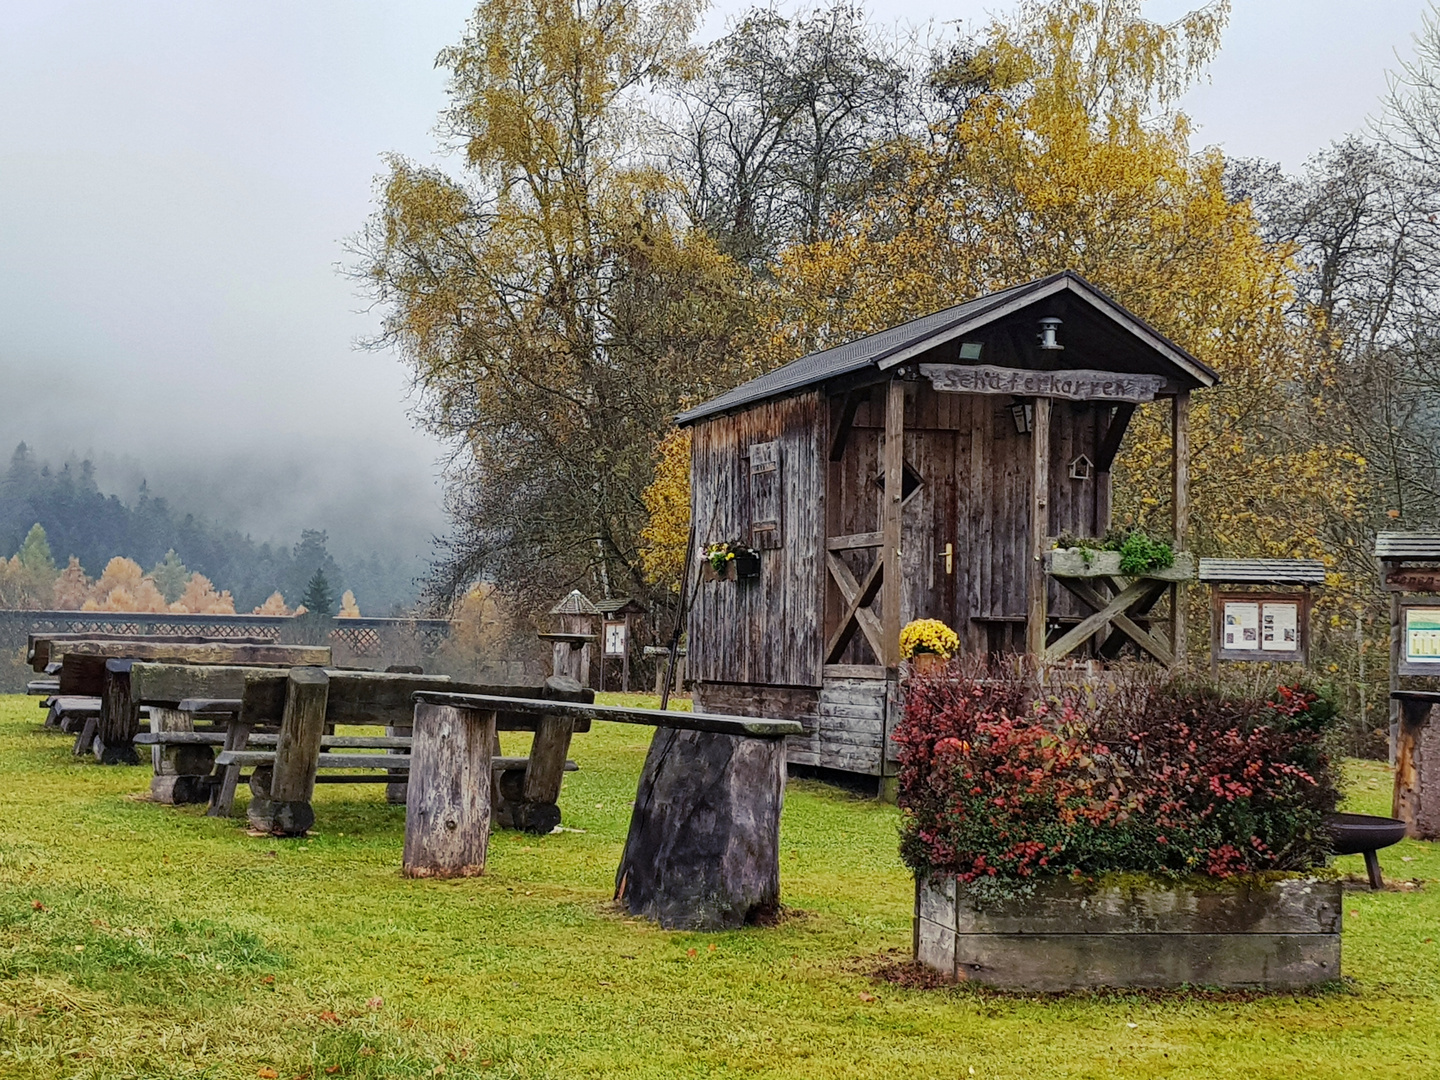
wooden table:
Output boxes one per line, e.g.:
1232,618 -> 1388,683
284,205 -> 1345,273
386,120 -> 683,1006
407,692 -> 802,930
129,664 -> 592,835
42,640 -> 331,764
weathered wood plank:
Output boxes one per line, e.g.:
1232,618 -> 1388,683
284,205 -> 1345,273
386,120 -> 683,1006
403,703 -> 495,878
53,640 -> 331,665
951,933 -> 1340,992
412,693 -> 803,738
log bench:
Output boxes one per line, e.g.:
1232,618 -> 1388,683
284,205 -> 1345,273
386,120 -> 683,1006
129,664 -> 593,835
405,692 -> 803,930
43,696 -> 101,733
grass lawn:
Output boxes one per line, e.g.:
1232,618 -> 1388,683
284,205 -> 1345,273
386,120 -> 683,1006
1,692 -> 1438,1079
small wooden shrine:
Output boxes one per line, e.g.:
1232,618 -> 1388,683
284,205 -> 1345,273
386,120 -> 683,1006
676,271 -> 1218,782
1377,534 -> 1440,837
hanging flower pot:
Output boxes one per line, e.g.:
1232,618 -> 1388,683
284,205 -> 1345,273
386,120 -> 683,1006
702,542 -> 759,582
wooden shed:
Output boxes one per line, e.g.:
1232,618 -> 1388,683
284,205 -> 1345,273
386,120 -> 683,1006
676,271 -> 1218,783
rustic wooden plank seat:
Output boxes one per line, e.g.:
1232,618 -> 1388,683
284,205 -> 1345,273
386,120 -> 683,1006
405,691 -> 803,930
42,695 -> 101,732
27,679 -> 59,696
129,664 -> 593,831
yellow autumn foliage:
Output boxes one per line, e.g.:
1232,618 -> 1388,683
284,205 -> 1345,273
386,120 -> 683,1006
751,0 -> 1366,637
338,590 -> 361,618
638,428 -> 692,593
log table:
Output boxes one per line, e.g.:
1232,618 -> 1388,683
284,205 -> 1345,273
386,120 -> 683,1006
129,664 -> 592,835
407,692 -> 803,930
1392,691 -> 1440,839
46,639 -> 331,765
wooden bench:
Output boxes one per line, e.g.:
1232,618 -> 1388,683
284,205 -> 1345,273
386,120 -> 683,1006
405,692 -> 802,930
129,664 -> 593,834
41,695 -> 100,733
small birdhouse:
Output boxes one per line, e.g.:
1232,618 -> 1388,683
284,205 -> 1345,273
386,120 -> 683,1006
1069,454 -> 1094,481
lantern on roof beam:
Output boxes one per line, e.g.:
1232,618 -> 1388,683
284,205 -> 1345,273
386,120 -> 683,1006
1037,317 -> 1064,351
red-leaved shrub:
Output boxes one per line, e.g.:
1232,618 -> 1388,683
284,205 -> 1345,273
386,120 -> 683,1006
896,661 -> 1339,893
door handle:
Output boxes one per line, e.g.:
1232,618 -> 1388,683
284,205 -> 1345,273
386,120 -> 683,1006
942,543 -> 953,574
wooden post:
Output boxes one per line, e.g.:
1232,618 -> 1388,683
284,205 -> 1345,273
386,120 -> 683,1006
385,721 -> 411,806
1171,391 -> 1191,669
881,377 -> 906,670
148,706 -> 213,805
1393,694 -> 1440,838
95,659 -> 141,765
404,702 -> 496,878
252,667 -> 329,836
514,675 -> 587,834
1390,587 -> 1402,765
1026,397 -> 1052,661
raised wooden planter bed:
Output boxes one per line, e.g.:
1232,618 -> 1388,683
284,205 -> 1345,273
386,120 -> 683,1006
915,873 -> 1341,991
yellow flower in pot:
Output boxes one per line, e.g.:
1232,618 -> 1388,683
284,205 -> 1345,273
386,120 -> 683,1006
900,618 -> 959,674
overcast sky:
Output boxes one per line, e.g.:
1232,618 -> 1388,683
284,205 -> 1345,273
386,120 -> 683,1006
0,0 -> 1431,567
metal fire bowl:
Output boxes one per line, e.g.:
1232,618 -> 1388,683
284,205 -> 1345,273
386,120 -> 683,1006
1326,812 -> 1408,856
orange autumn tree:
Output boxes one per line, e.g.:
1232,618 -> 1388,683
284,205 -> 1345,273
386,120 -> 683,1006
82,557 -> 169,613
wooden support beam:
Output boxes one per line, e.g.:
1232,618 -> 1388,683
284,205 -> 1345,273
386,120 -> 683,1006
1044,578 -> 1171,664
881,377 -> 906,671
1026,397 -> 1053,661
404,703 -> 496,878
1095,403 -> 1137,472
1172,391 -> 1191,668
829,390 -> 864,461
1056,578 -> 1176,665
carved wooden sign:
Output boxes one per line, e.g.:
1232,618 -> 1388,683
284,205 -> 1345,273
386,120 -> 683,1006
920,363 -> 1166,403
1386,568 -> 1440,594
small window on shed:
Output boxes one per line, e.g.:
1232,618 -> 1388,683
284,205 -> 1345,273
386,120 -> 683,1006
748,441 -> 783,549
873,461 -> 924,503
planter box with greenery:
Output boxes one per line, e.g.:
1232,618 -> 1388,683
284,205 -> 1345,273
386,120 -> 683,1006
898,668 -> 1343,991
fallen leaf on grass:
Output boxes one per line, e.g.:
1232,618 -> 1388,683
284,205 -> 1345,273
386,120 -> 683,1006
858,992 -> 876,1002
262,975 -> 275,985
707,944 -> 716,953
433,1066 -> 446,1076
318,1011 -> 339,1024
366,996 -> 384,1010
1402,856 -> 1414,862
358,1047 -> 374,1058
257,1069 -> 278,1079
31,901 -> 44,911
686,948 -> 697,958
325,1067 -> 340,1075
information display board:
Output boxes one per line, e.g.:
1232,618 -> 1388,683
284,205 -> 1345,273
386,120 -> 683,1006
1401,605 -> 1440,672
1212,592 -> 1307,664
603,619 -> 628,658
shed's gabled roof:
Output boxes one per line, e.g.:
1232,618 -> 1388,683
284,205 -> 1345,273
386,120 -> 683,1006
677,271 -> 1218,425
1376,533 -> 1440,559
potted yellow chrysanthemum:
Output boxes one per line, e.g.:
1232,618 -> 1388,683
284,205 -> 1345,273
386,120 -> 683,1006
900,618 -> 959,674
